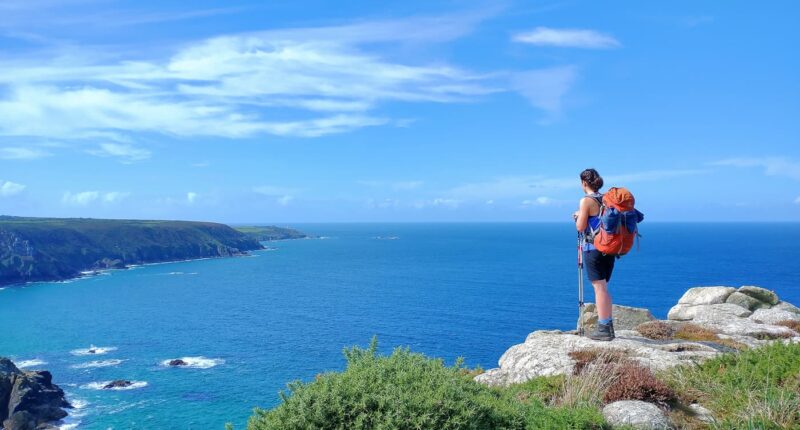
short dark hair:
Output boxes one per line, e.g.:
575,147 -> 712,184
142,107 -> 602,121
580,168 -> 603,192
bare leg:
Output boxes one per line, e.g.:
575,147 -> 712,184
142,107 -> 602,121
592,280 -> 613,320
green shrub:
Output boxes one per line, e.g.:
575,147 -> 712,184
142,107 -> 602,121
664,341 -> 800,429
247,338 -> 608,430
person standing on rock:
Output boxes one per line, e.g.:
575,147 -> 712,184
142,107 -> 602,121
573,168 -> 615,341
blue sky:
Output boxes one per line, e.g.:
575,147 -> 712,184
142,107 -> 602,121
0,0 -> 798,222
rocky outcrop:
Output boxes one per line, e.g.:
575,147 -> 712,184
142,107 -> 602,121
0,358 -> 71,430
103,380 -> 132,390
578,303 -> 655,332
476,286 -> 800,387
602,400 -> 672,430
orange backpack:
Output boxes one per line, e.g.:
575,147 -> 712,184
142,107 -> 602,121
592,187 -> 642,256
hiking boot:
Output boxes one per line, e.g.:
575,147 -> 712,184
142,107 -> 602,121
588,322 -> 615,341
609,321 -> 615,338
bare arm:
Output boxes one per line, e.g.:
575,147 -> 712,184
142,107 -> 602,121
574,197 -> 593,232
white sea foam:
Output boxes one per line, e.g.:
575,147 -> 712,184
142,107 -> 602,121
160,356 -> 224,369
16,358 -> 47,369
71,359 -> 124,369
81,380 -> 148,391
70,345 -> 117,356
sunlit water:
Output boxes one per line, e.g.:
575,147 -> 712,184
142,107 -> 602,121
1,223 -> 797,429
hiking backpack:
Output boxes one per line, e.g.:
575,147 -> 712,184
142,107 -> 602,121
589,187 -> 644,256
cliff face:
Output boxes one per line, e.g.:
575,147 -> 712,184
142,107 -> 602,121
0,216 -> 265,286
0,358 -> 71,430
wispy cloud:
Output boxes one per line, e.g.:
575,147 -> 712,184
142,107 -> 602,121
62,190 -> 129,205
522,196 -> 558,206
0,11 -> 582,150
0,146 -> 51,160
0,180 -> 26,196
712,157 -> 800,180
449,169 -> 707,201
512,66 -> 577,117
358,180 -> 424,191
186,192 -> 198,204
87,143 -> 151,161
62,191 -> 99,205
794,196 -> 800,205
513,27 -> 620,49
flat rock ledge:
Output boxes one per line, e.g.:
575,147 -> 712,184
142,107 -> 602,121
475,286 -> 800,387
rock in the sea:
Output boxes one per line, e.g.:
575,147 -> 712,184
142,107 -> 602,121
750,308 -> 800,325
103,380 -> 133,389
168,359 -> 188,366
738,286 -> 779,306
0,357 -> 71,430
676,286 -> 736,305
725,291 -> 770,311
668,303 -> 752,321
602,400 -> 673,429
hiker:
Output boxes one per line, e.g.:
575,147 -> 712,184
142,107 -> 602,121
573,168 -> 615,341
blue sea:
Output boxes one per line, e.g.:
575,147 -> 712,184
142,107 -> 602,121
1,223 -> 798,429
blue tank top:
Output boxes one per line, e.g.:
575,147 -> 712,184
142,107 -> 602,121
583,193 -> 603,251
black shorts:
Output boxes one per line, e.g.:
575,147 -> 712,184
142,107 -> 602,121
584,249 -> 615,282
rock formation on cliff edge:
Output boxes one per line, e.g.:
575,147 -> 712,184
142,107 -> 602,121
476,286 -> 800,387
0,358 -> 71,430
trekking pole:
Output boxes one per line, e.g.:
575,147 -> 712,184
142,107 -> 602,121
577,232 -> 585,336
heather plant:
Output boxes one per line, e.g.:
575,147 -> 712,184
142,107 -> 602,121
603,362 -> 675,407
635,321 -> 675,340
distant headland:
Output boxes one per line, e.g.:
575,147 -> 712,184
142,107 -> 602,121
0,215 -> 308,287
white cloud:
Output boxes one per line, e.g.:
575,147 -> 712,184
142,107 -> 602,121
449,169 -> 707,201
87,142 -> 151,161
103,191 -> 130,203
0,146 -> 51,160
512,66 -> 578,115
513,27 -> 620,49
276,195 -> 293,206
0,11 -> 587,150
413,198 -> 461,209
521,196 -> 557,207
0,180 -> 26,196
358,180 -> 424,191
712,157 -> 800,180
62,191 -> 99,205
186,192 -> 198,204
62,190 -> 128,205
794,196 -> 800,205
0,14 -> 500,144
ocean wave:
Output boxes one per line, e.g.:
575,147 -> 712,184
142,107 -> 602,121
71,359 -> 124,369
81,381 -> 148,391
70,345 -> 117,356
160,356 -> 224,369
16,359 -> 47,369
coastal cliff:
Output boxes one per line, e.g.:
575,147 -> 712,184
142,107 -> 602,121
0,216 -> 283,286
0,358 -> 71,430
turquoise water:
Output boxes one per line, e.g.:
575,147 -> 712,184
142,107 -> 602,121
1,223 -> 798,429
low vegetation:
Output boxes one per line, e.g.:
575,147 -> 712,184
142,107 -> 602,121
245,337 -> 606,430
664,341 -> 800,429
242,339 -> 800,430
633,321 -> 749,351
